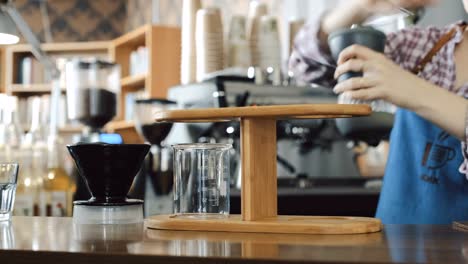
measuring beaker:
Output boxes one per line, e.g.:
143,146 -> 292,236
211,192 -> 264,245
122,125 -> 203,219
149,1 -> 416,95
173,143 -> 231,218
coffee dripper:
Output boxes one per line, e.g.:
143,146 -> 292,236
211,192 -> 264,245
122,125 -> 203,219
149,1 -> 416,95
67,143 -> 150,224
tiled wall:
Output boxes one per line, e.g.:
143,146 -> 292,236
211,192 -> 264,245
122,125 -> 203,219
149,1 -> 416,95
125,0 -> 152,32
16,0 -> 282,42
126,0 -> 281,30
15,0 -> 127,42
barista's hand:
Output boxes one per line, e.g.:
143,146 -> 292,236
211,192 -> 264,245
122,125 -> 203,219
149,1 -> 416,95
332,45 -> 428,110
333,44 -> 468,142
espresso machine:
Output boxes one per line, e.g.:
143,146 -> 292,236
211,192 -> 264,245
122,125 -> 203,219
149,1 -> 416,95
65,59 -> 122,201
165,74 -> 394,189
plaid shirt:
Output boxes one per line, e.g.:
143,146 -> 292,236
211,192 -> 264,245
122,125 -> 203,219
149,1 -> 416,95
289,17 -> 468,177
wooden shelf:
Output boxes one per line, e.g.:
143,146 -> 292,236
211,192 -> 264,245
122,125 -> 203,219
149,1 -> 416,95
59,125 -> 83,133
121,74 -> 146,91
105,120 -> 143,144
22,124 -> 83,134
112,25 -> 149,48
9,84 -> 66,94
7,41 -> 110,53
106,120 -> 135,131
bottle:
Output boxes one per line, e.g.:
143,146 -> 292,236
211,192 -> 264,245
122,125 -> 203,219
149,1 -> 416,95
15,96 -> 47,216
42,135 -> 76,217
0,96 -> 23,161
14,146 -> 42,216
0,95 -> 36,216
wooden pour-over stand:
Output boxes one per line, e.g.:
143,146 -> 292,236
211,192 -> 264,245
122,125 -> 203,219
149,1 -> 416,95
146,104 -> 382,234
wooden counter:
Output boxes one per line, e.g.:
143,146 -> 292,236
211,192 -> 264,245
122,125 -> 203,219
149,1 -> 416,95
0,216 -> 467,263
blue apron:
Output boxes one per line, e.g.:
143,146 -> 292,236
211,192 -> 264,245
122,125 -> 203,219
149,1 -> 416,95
375,108 -> 468,224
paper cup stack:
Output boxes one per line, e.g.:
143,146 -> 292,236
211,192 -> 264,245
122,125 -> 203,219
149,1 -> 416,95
195,8 -> 224,82
227,15 -> 250,68
181,0 -> 202,84
256,15 -> 281,70
247,1 -> 268,66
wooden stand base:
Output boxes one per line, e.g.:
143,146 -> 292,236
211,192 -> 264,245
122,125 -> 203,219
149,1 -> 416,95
146,215 -> 382,235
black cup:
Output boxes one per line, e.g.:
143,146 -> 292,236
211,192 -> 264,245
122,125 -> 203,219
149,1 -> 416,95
328,26 -> 386,82
67,143 -> 150,205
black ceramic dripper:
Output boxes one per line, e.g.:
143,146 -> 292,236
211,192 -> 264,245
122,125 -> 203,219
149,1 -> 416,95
67,143 -> 150,206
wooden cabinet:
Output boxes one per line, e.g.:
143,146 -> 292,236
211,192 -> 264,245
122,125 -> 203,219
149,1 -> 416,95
109,24 -> 181,120
107,24 -> 181,143
4,41 -> 110,134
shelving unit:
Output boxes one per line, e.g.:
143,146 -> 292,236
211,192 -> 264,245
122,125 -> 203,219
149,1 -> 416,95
5,41 -> 110,95
5,41 -> 110,134
108,24 -> 181,142
3,25 -> 181,143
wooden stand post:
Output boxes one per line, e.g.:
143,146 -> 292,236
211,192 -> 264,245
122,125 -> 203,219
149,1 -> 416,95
241,118 -> 277,221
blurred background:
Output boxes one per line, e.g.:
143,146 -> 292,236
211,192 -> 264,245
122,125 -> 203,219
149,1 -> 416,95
0,0 -> 465,219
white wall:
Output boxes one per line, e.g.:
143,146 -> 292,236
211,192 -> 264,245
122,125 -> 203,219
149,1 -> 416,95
419,0 -> 468,26
280,0 -> 339,63
281,0 -> 468,31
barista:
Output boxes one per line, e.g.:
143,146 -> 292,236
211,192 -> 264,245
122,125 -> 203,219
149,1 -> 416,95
289,0 -> 468,224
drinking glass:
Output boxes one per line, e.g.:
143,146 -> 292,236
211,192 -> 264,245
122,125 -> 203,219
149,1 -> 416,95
0,221 -> 14,248
0,163 -> 19,221
173,143 -> 231,218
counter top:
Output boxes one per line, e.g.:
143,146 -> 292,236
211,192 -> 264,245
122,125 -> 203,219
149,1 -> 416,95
0,216 -> 467,263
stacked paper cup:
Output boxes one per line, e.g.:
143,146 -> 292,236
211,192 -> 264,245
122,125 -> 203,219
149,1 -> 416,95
256,15 -> 281,70
195,8 -> 224,82
181,0 -> 202,84
227,15 -> 250,68
247,1 -> 268,66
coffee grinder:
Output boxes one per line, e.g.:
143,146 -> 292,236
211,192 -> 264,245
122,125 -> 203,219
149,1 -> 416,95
133,99 -> 176,214
65,59 -> 121,200
66,58 -> 120,138
68,143 -> 150,224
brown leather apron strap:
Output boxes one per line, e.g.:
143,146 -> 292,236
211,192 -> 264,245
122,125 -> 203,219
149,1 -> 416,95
411,23 -> 467,75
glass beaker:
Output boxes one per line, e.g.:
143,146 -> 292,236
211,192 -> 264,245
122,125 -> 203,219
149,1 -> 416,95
173,143 -> 231,219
